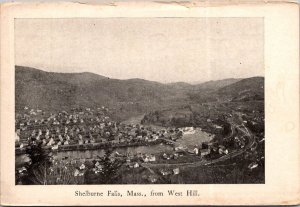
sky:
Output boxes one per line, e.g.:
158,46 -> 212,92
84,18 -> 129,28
15,18 -> 264,83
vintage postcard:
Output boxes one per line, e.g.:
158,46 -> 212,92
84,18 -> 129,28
0,1 -> 299,206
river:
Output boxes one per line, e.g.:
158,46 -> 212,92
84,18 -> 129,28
16,143 -> 174,166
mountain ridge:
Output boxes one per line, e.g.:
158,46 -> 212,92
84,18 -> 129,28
15,65 -> 264,121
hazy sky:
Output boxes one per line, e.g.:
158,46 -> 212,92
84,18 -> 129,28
15,18 -> 264,83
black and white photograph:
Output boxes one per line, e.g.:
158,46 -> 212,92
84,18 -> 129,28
14,18 -> 265,185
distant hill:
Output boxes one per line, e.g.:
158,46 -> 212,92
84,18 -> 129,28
16,66 -> 109,84
142,77 -> 264,127
15,66 -> 188,120
170,78 -> 241,92
188,77 -> 264,103
217,77 -> 264,101
194,78 -> 241,91
15,65 -> 264,121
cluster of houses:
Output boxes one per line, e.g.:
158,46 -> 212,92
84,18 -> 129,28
234,136 -> 246,149
15,107 -> 184,151
160,168 -> 180,176
179,127 -> 195,135
162,152 -> 181,160
125,152 -> 157,168
174,141 -> 229,158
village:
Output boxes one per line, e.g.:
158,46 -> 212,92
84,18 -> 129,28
15,105 -> 262,184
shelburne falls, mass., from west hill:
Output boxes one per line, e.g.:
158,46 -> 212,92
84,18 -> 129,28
15,65 -> 265,185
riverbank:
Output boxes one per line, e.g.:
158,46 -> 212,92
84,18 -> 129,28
15,139 -> 164,156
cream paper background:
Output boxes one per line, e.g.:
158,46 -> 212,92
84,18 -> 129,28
0,1 -> 299,205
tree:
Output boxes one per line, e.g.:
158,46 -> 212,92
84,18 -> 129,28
84,148 -> 124,184
17,143 -> 84,185
26,142 -> 51,165
17,143 -> 52,185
